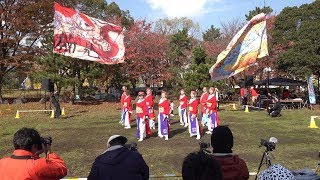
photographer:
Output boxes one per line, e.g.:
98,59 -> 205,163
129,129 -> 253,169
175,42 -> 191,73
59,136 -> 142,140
88,135 -> 149,180
267,96 -> 282,117
211,126 -> 249,180
0,127 -> 67,179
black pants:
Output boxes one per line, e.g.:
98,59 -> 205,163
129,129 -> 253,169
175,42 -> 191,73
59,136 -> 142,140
53,102 -> 61,118
268,109 -> 280,117
242,97 -> 247,105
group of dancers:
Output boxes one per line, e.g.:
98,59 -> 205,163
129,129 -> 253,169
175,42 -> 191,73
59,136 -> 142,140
120,86 -> 220,142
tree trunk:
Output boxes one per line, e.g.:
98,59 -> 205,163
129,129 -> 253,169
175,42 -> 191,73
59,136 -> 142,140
56,83 -> 62,102
71,85 -> 75,105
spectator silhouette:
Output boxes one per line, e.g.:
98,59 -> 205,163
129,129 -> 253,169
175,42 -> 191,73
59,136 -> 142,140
88,135 -> 149,180
182,150 -> 222,180
211,126 -> 249,180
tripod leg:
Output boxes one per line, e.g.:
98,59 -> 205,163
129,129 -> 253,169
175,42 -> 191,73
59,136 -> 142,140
255,151 -> 266,180
266,152 -> 272,167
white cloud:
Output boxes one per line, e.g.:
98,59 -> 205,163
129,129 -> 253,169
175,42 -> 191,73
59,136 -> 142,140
145,0 -> 220,18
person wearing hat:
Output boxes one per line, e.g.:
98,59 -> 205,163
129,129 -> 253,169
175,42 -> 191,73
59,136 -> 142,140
135,92 -> 150,141
188,91 -> 201,140
122,89 -> 132,129
211,126 -> 249,180
88,135 -> 149,180
158,91 -> 170,141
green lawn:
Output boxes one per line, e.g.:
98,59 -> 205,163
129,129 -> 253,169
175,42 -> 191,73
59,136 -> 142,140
0,102 -> 319,179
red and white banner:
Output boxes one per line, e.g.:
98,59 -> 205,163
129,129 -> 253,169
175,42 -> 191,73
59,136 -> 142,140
54,2 -> 125,64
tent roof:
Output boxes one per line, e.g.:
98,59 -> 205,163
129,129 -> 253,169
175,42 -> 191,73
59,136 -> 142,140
255,77 -> 306,86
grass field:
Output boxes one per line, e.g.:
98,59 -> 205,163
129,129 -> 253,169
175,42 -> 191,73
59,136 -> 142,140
0,102 -> 320,179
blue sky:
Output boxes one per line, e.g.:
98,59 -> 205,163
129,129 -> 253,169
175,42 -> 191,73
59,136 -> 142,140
110,0 -> 315,31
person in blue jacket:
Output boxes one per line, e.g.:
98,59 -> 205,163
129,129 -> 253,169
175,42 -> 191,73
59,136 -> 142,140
88,135 -> 149,180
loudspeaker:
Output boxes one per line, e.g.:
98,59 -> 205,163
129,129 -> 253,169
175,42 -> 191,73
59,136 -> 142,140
245,76 -> 254,87
41,79 -> 54,92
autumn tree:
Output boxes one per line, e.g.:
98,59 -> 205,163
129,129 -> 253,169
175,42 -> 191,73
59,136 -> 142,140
0,0 -> 53,99
124,20 -> 171,90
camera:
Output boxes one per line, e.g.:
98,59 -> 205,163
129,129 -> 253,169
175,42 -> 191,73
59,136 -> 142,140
38,136 -> 52,150
260,139 -> 276,151
124,142 -> 138,151
199,141 -> 211,153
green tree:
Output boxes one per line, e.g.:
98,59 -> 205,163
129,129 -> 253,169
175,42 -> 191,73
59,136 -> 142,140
164,28 -> 193,92
193,46 -> 207,65
183,46 -> 214,92
273,1 -> 320,78
168,28 -> 192,66
245,6 -> 273,20
202,25 -> 221,42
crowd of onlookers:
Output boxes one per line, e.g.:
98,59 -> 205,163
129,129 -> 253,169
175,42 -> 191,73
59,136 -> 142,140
0,127 -> 318,180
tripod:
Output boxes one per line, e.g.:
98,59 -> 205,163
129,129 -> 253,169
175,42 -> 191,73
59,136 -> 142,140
255,150 -> 273,180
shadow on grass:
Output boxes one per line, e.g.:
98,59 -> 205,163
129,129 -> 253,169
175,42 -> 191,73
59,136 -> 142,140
170,120 -> 181,125
149,131 -> 160,138
60,114 -> 82,119
73,101 -> 103,105
170,128 -> 187,138
75,110 -> 89,114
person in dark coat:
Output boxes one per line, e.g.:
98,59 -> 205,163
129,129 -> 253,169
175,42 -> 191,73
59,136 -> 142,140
88,135 -> 149,180
267,96 -> 282,117
50,92 -> 61,118
211,126 -> 249,180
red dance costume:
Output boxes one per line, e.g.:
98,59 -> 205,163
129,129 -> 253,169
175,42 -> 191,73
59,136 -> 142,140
179,95 -> 188,109
158,98 -> 170,139
179,95 -> 188,126
145,94 -> 155,119
136,99 -> 152,136
188,98 -> 201,137
200,92 -> 209,114
206,94 -> 220,131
